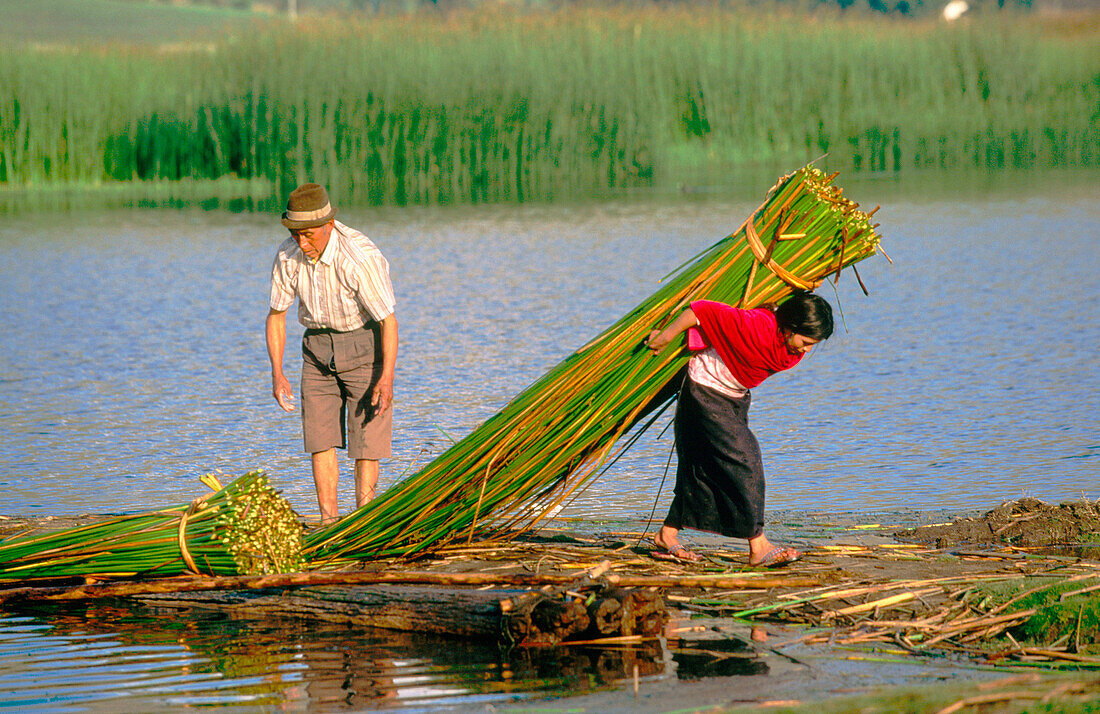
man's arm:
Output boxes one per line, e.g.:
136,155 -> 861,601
372,313 -> 398,413
266,308 -> 295,413
645,308 -> 699,354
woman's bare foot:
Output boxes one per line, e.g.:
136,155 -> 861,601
748,533 -> 801,567
652,525 -> 703,562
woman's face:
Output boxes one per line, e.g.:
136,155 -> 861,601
783,331 -> 820,356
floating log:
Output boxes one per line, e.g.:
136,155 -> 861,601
141,585 -> 517,639
0,569 -> 819,604
135,581 -> 667,646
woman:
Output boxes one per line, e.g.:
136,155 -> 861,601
645,291 -> 834,567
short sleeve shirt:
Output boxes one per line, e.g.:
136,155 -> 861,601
270,220 -> 396,331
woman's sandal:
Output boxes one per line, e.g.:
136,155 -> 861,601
652,543 -> 704,563
750,545 -> 802,568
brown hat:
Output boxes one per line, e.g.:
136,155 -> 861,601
281,183 -> 336,229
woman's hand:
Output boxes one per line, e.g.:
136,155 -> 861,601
645,329 -> 671,354
645,308 -> 699,355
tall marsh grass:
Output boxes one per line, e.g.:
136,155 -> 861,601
1,7 -> 1097,205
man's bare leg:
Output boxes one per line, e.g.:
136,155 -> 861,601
311,448 -> 340,524
355,458 -> 379,508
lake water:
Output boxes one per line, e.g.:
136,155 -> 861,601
1,170 -> 1096,520
0,597 -> 1003,712
0,599 -> 678,711
0,169 -> 1098,710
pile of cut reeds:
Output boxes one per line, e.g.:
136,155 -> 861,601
0,471 -> 304,581
305,164 -> 885,567
716,566 -> 1100,667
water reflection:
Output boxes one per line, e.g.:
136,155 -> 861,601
0,600 -> 700,711
672,637 -> 768,679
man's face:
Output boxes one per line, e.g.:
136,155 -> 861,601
290,222 -> 333,261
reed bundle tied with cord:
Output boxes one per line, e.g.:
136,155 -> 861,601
0,471 -> 304,581
304,164 -> 886,567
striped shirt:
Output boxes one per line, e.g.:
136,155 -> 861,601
687,347 -> 748,399
269,220 -> 396,331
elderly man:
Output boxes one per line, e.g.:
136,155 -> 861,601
265,183 -> 398,524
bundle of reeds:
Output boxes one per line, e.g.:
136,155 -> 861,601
0,471 -> 304,581
304,165 -> 885,566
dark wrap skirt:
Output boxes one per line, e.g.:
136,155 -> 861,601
664,377 -> 765,539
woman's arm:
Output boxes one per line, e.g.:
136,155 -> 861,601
645,308 -> 699,353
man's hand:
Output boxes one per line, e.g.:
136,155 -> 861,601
266,309 -> 294,412
272,374 -> 295,412
373,313 -> 398,415
371,374 -> 394,414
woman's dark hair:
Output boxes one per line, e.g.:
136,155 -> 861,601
774,291 -> 834,341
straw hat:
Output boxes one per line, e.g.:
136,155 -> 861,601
281,183 -> 337,229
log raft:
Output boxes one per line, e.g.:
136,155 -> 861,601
0,569 -> 820,604
0,565 -> 817,645
137,581 -> 668,646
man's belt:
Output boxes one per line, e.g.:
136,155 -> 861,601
303,323 -> 371,337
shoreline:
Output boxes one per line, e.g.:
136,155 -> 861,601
0,503 -> 982,539
2,500 -> 1097,712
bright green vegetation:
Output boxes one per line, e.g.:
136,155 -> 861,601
971,576 -> 1100,652
0,471 -> 304,579
1,6 -> 1097,206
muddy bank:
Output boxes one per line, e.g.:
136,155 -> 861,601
896,497 -> 1100,548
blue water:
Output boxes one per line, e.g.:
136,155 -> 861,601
0,603 -> 670,711
0,170 -> 1098,711
0,172 -> 1097,520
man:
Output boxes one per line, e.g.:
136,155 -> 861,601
266,183 -> 398,524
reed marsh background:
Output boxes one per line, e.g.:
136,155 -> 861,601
1,3 -> 1098,207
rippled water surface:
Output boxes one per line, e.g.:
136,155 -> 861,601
2,172 -> 1096,519
0,601 -> 674,711
0,594 -> 995,712
0,170 -> 1098,710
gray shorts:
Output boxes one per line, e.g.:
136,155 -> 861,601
300,324 -> 392,460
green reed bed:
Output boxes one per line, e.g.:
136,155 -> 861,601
0,471 -> 304,581
0,7 -> 1096,206
303,164 -> 883,566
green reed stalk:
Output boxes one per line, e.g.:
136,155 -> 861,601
302,164 -> 882,567
0,471 -> 304,581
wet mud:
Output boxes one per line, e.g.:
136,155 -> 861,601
895,497 -> 1100,548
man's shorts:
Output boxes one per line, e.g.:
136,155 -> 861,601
300,323 -> 392,460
